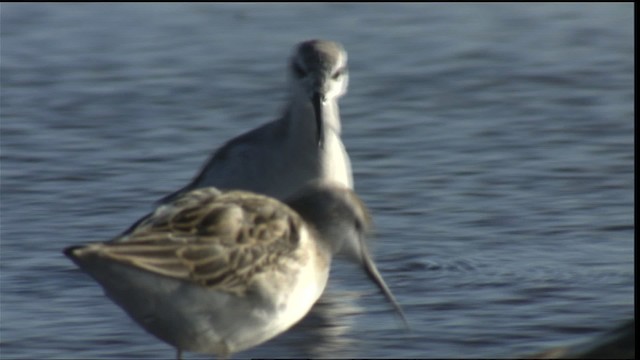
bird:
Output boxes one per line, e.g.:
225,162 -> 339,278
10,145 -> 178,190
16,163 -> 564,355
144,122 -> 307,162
158,39 -> 353,204
64,181 -> 407,359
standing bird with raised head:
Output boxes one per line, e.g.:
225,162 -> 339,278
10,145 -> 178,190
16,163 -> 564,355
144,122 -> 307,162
159,39 -> 353,204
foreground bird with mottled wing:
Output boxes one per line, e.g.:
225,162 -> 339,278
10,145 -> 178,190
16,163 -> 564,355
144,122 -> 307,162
64,181 -> 407,359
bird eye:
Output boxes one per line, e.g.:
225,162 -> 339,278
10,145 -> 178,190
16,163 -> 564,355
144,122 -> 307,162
292,62 -> 306,78
332,67 -> 346,80
354,219 -> 362,232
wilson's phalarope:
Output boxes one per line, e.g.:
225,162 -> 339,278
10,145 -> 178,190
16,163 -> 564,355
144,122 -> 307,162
65,181 -> 407,359
159,39 -> 353,203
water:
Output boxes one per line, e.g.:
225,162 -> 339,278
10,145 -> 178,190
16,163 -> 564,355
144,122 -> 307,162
0,3 -> 633,359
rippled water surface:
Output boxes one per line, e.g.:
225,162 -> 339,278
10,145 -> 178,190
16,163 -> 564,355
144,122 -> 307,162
1,3 -> 634,359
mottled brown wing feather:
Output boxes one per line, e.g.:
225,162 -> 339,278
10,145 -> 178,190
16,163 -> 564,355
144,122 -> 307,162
97,188 -> 303,295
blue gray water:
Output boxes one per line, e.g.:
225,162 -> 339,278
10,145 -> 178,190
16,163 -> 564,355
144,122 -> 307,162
0,3 -> 633,359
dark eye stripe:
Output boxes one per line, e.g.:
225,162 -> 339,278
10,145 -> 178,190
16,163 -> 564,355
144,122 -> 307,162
331,67 -> 347,80
292,62 -> 306,78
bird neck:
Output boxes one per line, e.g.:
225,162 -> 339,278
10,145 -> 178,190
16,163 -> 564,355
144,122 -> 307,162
287,195 -> 342,256
286,95 -> 342,146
